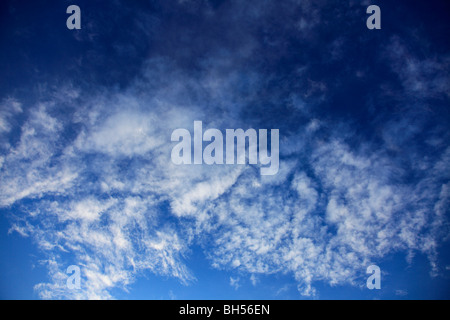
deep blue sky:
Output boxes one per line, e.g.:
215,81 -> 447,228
0,0 -> 449,299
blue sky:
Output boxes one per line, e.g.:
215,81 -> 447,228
0,0 -> 449,299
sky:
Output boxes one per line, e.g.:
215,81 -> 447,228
0,0 -> 449,300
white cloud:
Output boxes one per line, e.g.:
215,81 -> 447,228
78,110 -> 165,156
3,84 -> 447,299
28,196 -> 194,299
395,289 -> 408,297
230,276 -> 240,290
385,36 -> 450,100
0,98 -> 22,133
1,21 -> 449,299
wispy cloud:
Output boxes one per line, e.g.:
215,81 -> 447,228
230,276 -> 240,290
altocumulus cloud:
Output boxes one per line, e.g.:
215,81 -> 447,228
0,0 -> 449,299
